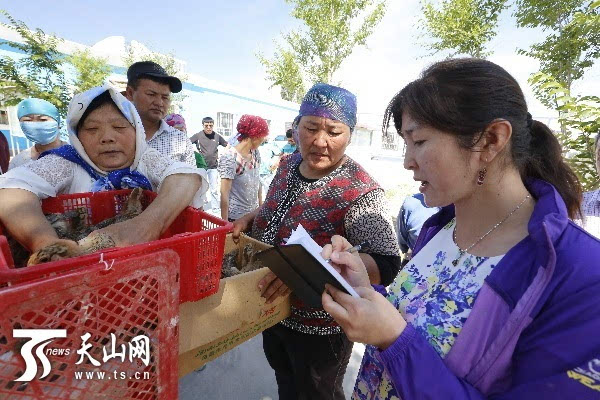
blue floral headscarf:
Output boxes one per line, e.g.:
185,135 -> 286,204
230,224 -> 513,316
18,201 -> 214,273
293,83 -> 357,137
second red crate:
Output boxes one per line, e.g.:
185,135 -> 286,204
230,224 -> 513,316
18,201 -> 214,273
0,189 -> 233,303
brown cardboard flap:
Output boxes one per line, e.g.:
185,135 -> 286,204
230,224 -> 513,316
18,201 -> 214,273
178,291 -> 290,377
178,234 -> 290,377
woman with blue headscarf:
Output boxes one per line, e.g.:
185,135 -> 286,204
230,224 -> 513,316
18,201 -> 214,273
0,84 -> 207,258
232,83 -> 400,400
8,98 -> 67,170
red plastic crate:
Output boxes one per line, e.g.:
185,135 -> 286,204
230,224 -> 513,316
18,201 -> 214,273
0,249 -> 179,399
0,190 -> 233,303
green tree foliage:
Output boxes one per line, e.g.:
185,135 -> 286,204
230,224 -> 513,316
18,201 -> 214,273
68,49 -> 111,94
419,0 -> 600,187
122,44 -> 188,112
0,10 -> 69,116
259,0 -> 387,102
530,72 -> 600,190
0,11 -> 118,118
419,0 -> 599,91
515,0 -> 600,90
258,47 -> 305,103
515,0 -> 599,136
420,0 -> 506,58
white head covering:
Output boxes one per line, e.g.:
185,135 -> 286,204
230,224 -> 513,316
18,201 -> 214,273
67,84 -> 148,176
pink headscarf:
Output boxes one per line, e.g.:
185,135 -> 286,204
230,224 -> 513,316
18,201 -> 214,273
165,113 -> 187,133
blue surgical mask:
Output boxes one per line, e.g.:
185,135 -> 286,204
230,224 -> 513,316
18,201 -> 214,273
19,121 -> 59,145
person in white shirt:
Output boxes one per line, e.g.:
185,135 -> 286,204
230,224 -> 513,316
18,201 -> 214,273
576,133 -> 600,237
125,61 -> 195,166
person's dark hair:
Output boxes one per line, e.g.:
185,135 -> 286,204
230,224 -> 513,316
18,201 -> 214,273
127,74 -> 171,91
383,58 -> 582,219
202,117 -> 214,124
286,128 -> 293,138
77,90 -> 124,132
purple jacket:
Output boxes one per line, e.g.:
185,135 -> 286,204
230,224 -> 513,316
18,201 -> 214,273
376,179 -> 600,398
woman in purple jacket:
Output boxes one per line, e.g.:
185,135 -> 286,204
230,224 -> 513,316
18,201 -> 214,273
321,58 -> 600,399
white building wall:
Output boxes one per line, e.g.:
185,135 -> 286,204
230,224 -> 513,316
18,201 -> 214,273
0,26 -> 299,144
177,83 -> 297,138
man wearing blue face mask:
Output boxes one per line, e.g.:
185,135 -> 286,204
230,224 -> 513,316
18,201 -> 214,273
8,98 -> 66,170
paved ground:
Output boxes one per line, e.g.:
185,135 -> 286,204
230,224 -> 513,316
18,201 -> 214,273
178,335 -> 366,400
179,154 -> 412,399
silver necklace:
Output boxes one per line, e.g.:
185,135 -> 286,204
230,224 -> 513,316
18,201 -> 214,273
452,194 -> 530,266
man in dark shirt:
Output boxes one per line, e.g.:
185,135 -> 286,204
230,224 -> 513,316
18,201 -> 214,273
189,117 -> 228,212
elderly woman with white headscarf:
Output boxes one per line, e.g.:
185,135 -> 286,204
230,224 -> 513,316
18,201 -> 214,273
0,85 -> 207,256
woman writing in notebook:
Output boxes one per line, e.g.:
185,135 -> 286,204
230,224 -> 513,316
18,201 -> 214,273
232,83 -> 400,400
321,58 -> 600,399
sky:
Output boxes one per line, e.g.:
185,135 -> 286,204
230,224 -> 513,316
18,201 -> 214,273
2,0 -> 599,126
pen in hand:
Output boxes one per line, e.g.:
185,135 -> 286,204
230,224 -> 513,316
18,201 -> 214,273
325,240 -> 370,263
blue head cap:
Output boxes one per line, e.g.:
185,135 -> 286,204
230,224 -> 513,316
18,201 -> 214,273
17,98 -> 60,126
295,83 -> 357,132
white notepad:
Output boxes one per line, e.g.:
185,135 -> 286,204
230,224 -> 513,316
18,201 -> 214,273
285,224 -> 360,298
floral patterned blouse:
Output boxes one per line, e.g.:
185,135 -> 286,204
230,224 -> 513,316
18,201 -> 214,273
353,218 -> 505,400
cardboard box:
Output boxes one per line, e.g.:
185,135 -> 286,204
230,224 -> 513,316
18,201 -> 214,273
178,234 -> 291,377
